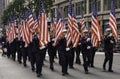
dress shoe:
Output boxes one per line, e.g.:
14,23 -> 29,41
108,70 -> 114,72
37,73 -> 42,77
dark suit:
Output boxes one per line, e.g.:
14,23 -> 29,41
103,34 -> 115,71
34,37 -> 47,76
75,43 -> 81,64
17,39 -> 25,64
81,36 -> 92,73
10,38 -> 17,61
68,44 -> 75,68
48,37 -> 56,70
57,37 -> 69,74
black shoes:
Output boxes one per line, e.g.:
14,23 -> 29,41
62,72 -> 69,76
76,61 -> 81,65
24,63 -> 27,67
108,70 -> 114,72
37,73 -> 42,77
103,65 -> 106,71
69,66 -> 74,69
32,67 -> 35,72
18,61 -> 22,64
85,71 -> 89,74
50,66 -> 54,71
91,65 -> 95,68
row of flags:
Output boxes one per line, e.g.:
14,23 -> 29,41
6,0 -> 118,48
6,0 -> 50,47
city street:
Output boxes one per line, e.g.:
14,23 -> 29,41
0,52 -> 120,79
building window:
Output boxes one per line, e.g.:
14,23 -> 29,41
76,1 -> 86,16
76,2 -> 81,16
117,19 -> 120,34
115,0 -> 120,9
52,0 -> 55,2
89,0 -> 101,13
96,0 -> 101,12
64,6 -> 68,17
104,0 -> 111,11
51,8 -> 55,18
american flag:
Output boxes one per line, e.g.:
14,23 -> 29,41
54,7 -> 63,46
67,0 -> 73,47
109,0 -> 118,41
8,16 -> 16,43
72,17 -> 80,48
91,0 -> 101,47
22,11 -> 30,47
33,13 -> 39,32
12,14 -> 17,40
9,18 -> 14,43
6,20 -> 11,43
50,21 -> 56,35
27,8 -> 35,33
18,14 -> 23,40
80,10 -> 86,33
38,0 -> 50,47
67,0 -> 80,48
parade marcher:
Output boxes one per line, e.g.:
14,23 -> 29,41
21,40 -> 27,67
81,29 -> 92,74
68,43 -> 75,69
10,38 -> 17,61
87,32 -> 96,68
89,46 -> 97,67
17,37 -> 24,64
47,30 -> 56,71
0,35 -> 7,56
103,28 -> 116,72
75,37 -> 81,65
34,33 -> 47,77
57,29 -> 69,76
29,33 -> 38,72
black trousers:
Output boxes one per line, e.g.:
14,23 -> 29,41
90,47 -> 96,66
48,49 -> 55,68
22,47 -> 28,65
82,51 -> 90,72
75,45 -> 81,64
11,49 -> 16,61
35,48 -> 46,74
68,48 -> 75,67
29,51 -> 36,69
58,51 -> 69,74
103,51 -> 113,70
7,45 -> 11,58
53,48 -> 57,57
17,49 -> 22,63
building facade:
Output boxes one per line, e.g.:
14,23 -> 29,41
51,0 -> 120,36
0,0 -> 12,35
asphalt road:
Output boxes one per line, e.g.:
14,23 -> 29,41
0,52 -> 120,79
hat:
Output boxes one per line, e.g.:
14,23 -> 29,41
106,28 -> 111,32
83,29 -> 88,33
62,29 -> 67,33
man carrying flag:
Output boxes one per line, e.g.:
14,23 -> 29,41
90,0 -> 101,67
35,0 -> 50,77
103,0 -> 117,72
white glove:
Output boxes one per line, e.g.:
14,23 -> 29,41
79,43 -> 81,45
87,38 -> 90,42
87,46 -> 91,49
40,46 -> 46,50
110,40 -> 114,44
66,48 -> 70,51
52,38 -> 55,41
108,33 -> 112,37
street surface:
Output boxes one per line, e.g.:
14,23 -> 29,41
0,52 -> 120,79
